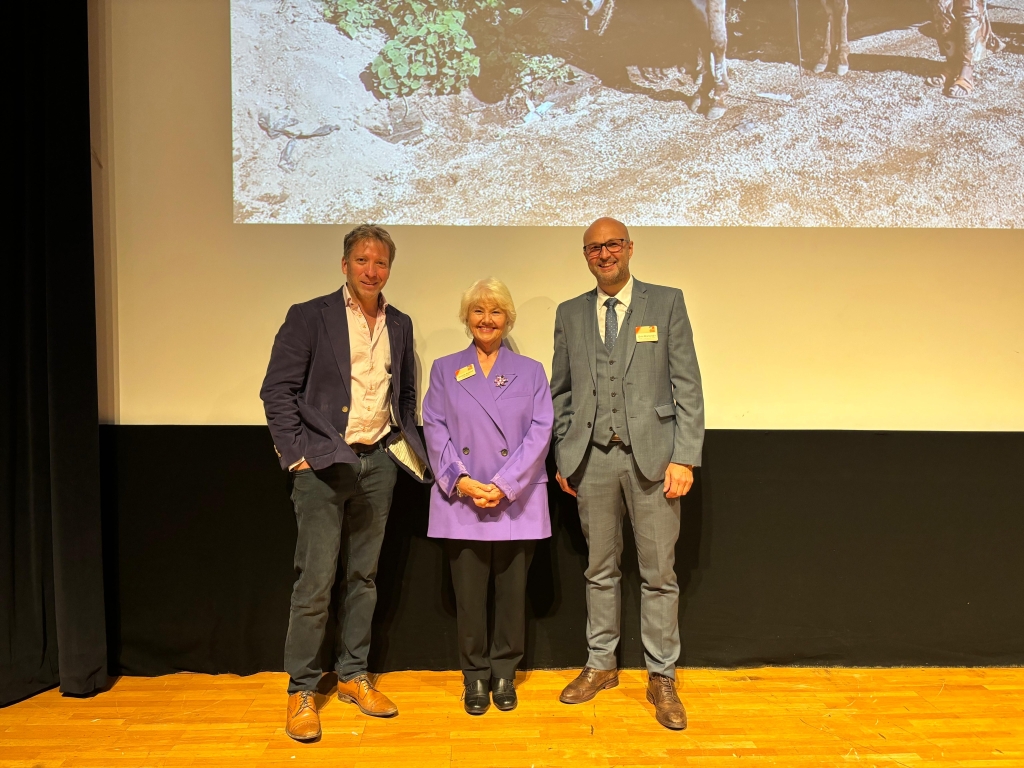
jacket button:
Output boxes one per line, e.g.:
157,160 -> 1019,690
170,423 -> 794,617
342,406 -> 349,413
587,422 -> 592,428
463,447 -> 470,455
500,449 -> 508,457
593,389 -> 596,396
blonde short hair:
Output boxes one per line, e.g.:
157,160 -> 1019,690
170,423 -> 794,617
459,278 -> 517,337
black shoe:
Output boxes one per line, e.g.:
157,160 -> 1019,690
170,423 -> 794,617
464,678 -> 490,715
491,678 -> 517,711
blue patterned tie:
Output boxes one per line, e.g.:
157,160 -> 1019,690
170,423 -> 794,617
604,297 -> 619,351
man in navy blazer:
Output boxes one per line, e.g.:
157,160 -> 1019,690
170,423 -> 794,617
260,225 -> 429,742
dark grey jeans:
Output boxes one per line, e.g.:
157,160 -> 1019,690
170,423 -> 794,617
284,447 -> 397,694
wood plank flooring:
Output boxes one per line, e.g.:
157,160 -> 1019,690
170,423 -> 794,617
2,668 -> 1023,767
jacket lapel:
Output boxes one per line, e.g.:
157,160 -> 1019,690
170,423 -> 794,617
491,344 -> 521,404
457,345 -> 506,438
386,306 -> 403,383
321,288 -> 351,398
623,280 -> 648,374
583,291 -> 597,385
386,306 -> 403,422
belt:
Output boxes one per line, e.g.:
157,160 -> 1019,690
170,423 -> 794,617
350,439 -> 384,455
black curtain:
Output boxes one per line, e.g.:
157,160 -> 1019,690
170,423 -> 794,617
1,2 -> 108,705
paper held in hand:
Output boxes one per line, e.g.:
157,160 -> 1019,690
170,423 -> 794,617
388,434 -> 429,481
387,403 -> 430,482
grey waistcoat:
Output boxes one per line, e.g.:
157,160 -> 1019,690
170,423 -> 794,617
593,322 -> 630,447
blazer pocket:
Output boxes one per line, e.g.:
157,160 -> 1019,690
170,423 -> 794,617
654,403 -> 675,419
502,391 -> 531,399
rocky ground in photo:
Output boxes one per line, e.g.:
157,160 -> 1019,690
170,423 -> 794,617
232,0 -> 1024,226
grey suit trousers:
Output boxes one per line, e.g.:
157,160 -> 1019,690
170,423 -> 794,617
572,442 -> 681,678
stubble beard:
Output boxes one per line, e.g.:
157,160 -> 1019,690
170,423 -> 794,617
348,278 -> 382,308
593,261 -> 627,288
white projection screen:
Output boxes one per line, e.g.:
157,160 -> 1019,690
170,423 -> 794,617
89,0 -> 1024,431
231,0 -> 1024,226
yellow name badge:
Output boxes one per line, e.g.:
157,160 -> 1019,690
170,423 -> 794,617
455,364 -> 477,381
635,325 -> 658,342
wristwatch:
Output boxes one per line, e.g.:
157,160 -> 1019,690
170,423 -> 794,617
455,474 -> 469,497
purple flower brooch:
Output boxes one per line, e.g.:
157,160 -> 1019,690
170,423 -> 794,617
494,375 -> 508,388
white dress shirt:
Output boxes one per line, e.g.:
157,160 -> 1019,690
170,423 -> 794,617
596,275 -> 634,343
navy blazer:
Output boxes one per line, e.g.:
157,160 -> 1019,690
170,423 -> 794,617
260,286 -> 430,479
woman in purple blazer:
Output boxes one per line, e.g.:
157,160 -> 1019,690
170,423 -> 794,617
422,278 -> 553,716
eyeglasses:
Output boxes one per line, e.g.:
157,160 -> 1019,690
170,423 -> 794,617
583,239 -> 629,259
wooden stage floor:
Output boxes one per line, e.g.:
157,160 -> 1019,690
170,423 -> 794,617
2,668 -> 1023,767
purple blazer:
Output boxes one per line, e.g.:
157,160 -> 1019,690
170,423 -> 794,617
422,344 -> 553,541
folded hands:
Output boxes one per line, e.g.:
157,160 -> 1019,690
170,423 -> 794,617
457,476 -> 506,508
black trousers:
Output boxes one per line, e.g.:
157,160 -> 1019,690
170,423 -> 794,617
447,539 -> 536,684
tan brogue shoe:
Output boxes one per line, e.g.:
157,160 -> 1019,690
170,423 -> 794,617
337,674 -> 399,717
285,691 -> 321,742
559,667 -> 619,704
647,673 -> 687,730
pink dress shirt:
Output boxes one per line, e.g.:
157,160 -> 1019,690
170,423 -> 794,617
342,285 -> 392,446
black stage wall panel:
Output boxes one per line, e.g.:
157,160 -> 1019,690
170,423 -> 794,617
99,426 -> 1024,677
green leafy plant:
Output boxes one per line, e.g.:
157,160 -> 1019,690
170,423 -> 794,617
372,5 -> 480,97
322,0 -> 530,99
323,0 -> 383,38
510,53 -> 574,100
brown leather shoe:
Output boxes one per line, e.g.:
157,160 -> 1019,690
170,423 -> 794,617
559,667 -> 619,704
646,673 -> 687,730
337,674 -> 398,717
285,691 -> 321,742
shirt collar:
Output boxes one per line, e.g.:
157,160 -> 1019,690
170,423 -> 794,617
597,275 -> 634,308
343,283 -> 388,313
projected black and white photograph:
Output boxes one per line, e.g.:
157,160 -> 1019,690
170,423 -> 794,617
231,0 -> 1024,226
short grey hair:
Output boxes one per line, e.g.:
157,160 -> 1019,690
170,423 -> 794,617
458,278 -> 517,337
343,224 -> 396,265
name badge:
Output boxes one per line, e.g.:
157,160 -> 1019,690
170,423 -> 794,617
635,325 -> 658,342
455,364 -> 477,381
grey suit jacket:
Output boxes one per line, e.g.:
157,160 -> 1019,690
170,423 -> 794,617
550,278 -> 704,481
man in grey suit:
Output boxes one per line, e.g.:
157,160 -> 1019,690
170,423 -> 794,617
551,217 -> 704,730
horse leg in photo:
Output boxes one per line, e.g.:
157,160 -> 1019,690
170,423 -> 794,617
814,0 -> 833,73
833,0 -> 850,76
690,49 -> 706,113
706,0 -> 729,120
706,51 -> 729,120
